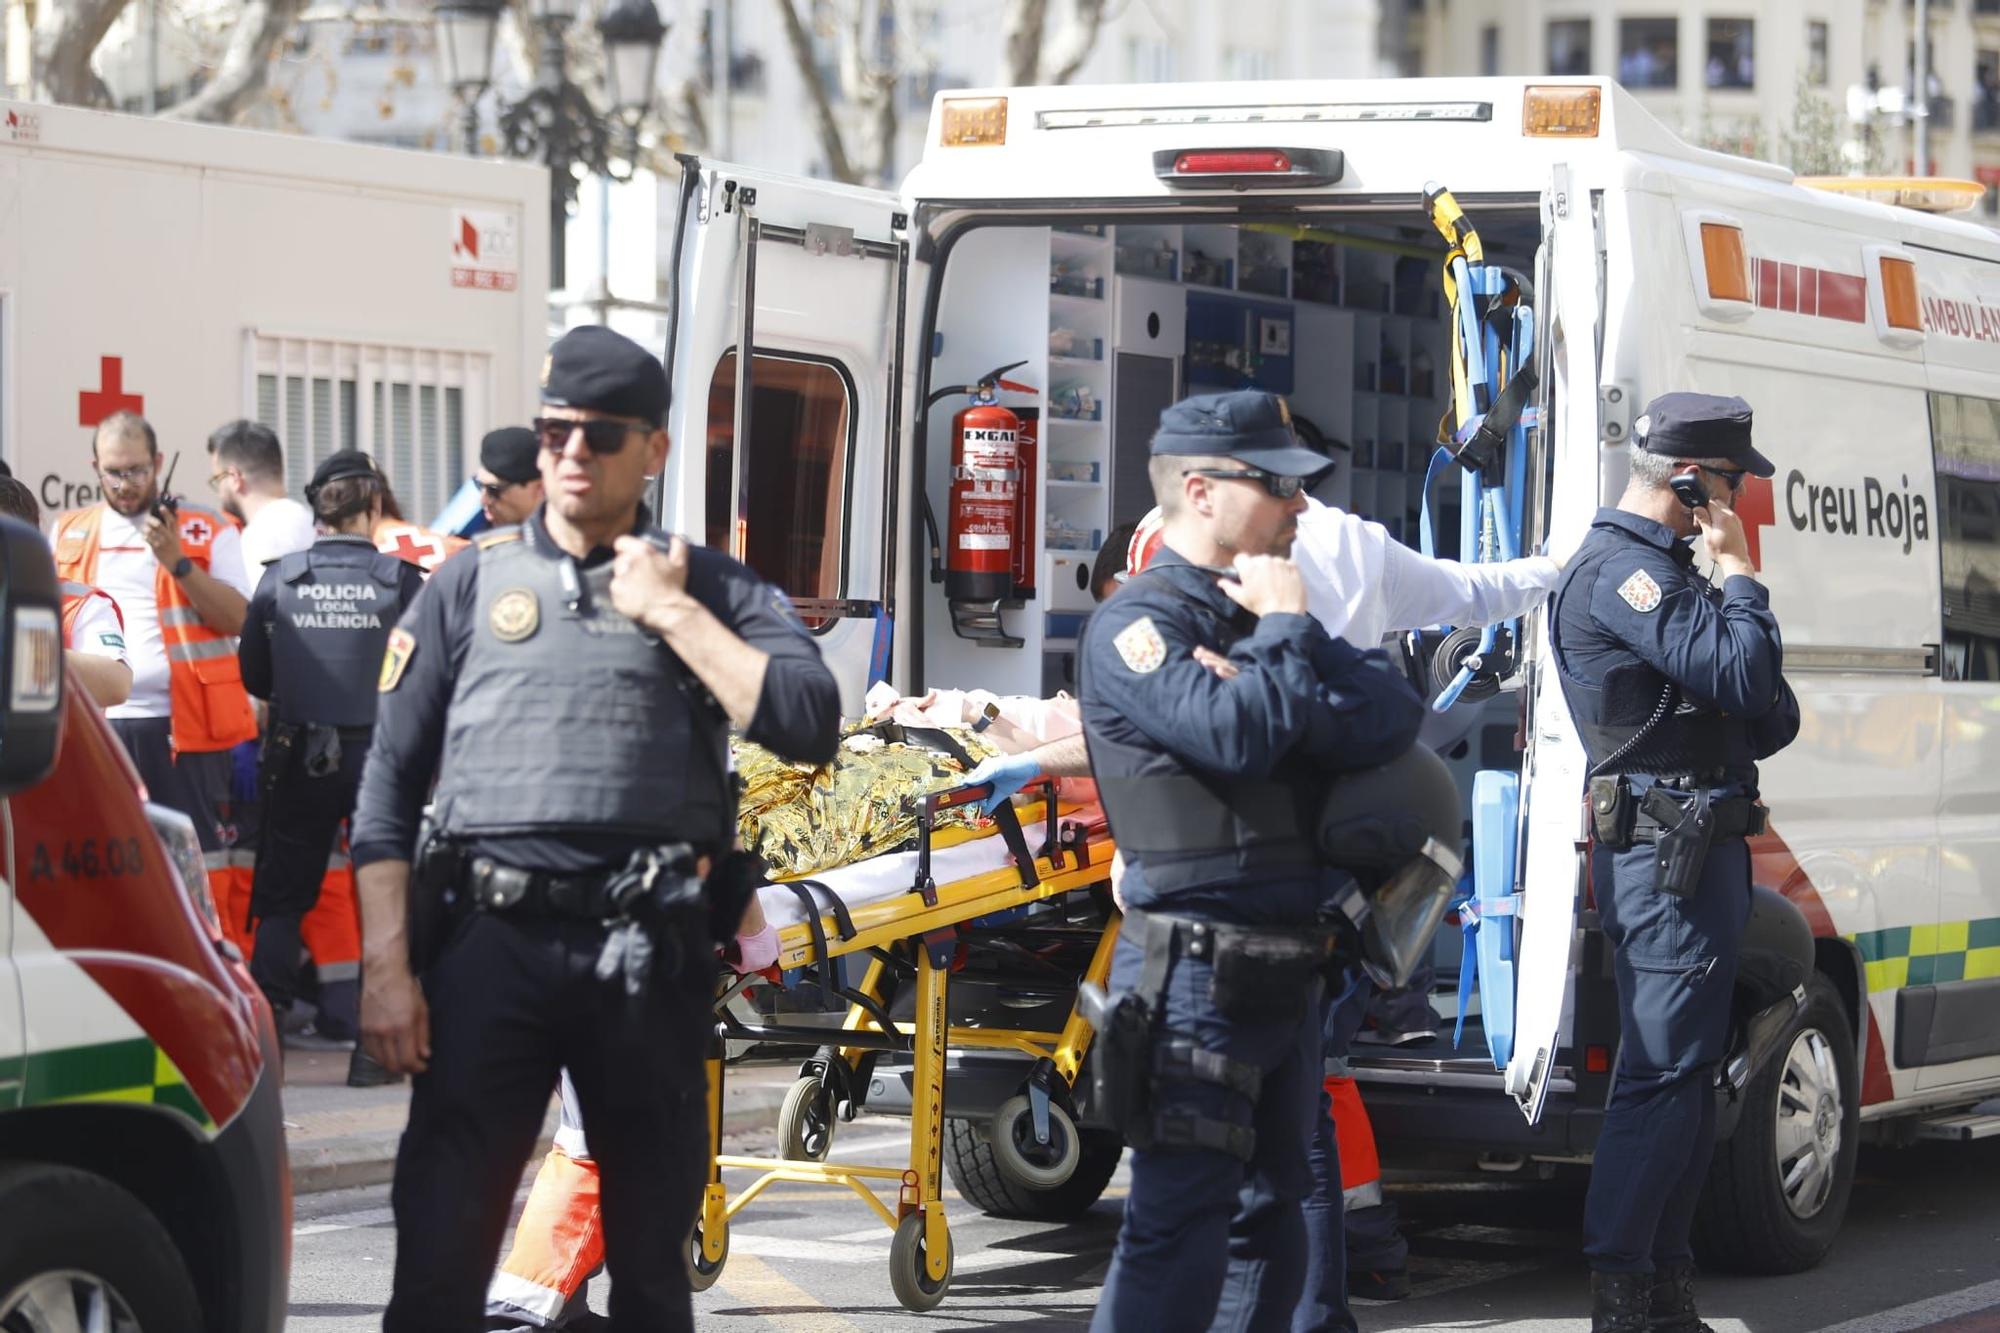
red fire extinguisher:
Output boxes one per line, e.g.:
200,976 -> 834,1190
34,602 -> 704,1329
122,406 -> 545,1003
927,361 -> 1037,604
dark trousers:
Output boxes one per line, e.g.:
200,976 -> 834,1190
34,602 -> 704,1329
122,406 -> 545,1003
249,731 -> 367,1026
1296,973 -> 1368,1333
110,717 -> 232,853
1092,929 -> 1322,1333
384,909 -> 711,1333
1583,837 -> 1751,1273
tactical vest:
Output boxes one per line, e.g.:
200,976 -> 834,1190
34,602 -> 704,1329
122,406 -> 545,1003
268,537 -> 410,728
1081,566 -> 1319,902
429,527 -> 733,851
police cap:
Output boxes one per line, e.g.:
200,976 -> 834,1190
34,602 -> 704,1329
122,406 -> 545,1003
1149,390 -> 1333,480
1634,392 -> 1774,478
306,449 -> 381,503
540,326 -> 670,427
480,426 -> 540,484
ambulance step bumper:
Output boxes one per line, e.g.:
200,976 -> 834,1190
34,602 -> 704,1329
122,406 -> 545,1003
1910,1106 -> 2000,1142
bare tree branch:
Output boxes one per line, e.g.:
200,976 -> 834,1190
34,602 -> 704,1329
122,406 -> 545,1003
772,0 -> 859,183
1003,0 -> 1049,86
33,0 -> 130,107
863,0 -> 897,184
159,0 -> 309,123
1044,0 -> 1109,85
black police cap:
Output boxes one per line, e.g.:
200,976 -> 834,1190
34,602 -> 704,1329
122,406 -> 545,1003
306,449 -> 381,503
540,326 -> 670,428
1150,390 -> 1331,479
1635,392 -> 1774,478
480,426 -> 540,484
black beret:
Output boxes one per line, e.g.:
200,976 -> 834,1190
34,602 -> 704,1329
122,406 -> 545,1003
480,426 -> 540,484
540,326 -> 670,427
1635,392 -> 1774,478
1150,390 -> 1332,479
307,449 -> 380,499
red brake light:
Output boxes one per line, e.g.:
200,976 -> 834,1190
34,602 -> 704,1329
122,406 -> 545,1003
1175,150 -> 1293,175
1585,1044 -> 1611,1074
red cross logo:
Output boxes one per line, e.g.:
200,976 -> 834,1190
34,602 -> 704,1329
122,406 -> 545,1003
180,517 -> 212,546
386,531 -> 440,570
78,356 -> 145,427
1735,474 -> 1775,571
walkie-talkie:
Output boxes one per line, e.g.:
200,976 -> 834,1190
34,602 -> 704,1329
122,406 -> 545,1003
1667,470 -> 1709,512
151,452 -> 183,520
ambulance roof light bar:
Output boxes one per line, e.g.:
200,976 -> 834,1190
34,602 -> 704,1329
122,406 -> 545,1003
1038,102 -> 1492,131
1795,176 -> 1986,214
1154,146 -> 1344,190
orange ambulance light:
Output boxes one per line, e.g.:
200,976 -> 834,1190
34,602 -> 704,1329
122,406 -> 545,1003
940,97 -> 1008,147
1699,222 -> 1752,304
1522,86 -> 1601,138
1879,255 -> 1923,332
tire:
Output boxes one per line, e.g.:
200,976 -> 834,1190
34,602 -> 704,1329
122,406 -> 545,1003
988,1094 -> 1083,1189
944,1115 -> 1123,1221
887,1212 -> 953,1313
1694,973 -> 1859,1274
685,1216 -> 728,1292
777,1075 -> 835,1162
0,1162 -> 201,1333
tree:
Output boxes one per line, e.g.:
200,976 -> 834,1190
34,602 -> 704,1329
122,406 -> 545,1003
1690,76 -> 1887,176
30,0 -> 309,123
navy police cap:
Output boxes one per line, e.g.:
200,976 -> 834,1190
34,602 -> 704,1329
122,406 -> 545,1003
1150,390 -> 1332,479
540,326 -> 670,428
480,426 -> 540,484
1634,392 -> 1774,478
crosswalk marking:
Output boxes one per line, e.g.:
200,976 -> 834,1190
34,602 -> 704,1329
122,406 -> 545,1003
712,1251 -> 867,1331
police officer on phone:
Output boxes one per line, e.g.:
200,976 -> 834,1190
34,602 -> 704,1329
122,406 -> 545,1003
1079,390 -> 1426,1330
349,325 -> 840,1333
239,450 -> 424,1086
1548,392 -> 1800,1333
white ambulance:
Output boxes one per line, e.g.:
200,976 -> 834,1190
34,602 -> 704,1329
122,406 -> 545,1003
0,101 -> 550,522
652,76 -> 2000,1272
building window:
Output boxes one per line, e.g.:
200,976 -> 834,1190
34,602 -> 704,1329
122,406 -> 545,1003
253,337 -> 486,524
704,351 -> 854,621
1977,49 -> 1999,130
1547,19 -> 1591,76
1224,47 -> 1276,81
1808,21 -> 1830,86
1480,24 -> 1500,77
1126,37 -> 1179,84
1932,392 -> 2000,682
1619,18 -> 1678,89
1706,18 -> 1755,89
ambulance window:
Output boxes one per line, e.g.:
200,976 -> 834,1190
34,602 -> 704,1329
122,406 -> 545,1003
1930,391 -> 2000,683
1619,18 -> 1678,89
1807,22 -> 1830,86
1547,19 -> 1591,75
703,351 -> 853,621
1706,18 -> 1754,89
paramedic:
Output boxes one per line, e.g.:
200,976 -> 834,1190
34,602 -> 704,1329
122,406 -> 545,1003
1548,392 -> 1799,1333
350,324 -> 840,1333
1079,389 -> 1426,1330
239,450 -> 424,1088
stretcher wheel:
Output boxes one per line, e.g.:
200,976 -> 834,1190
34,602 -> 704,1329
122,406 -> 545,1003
778,1075 -> 836,1161
989,1094 -> 1081,1189
887,1212 -> 952,1312
685,1218 -> 728,1292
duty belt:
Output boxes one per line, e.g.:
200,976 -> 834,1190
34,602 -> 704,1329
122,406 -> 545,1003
466,857 -> 622,919
1632,795 -> 1767,843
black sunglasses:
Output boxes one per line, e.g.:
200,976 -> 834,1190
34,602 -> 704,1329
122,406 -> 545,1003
1181,467 -> 1307,499
533,416 -> 644,456
1702,466 -> 1749,491
476,479 -> 517,500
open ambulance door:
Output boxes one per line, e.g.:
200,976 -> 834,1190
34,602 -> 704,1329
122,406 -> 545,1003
1506,164 -> 1603,1125
658,159 -> 910,719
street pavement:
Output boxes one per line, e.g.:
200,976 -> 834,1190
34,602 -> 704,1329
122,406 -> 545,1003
285,1093 -> 2000,1332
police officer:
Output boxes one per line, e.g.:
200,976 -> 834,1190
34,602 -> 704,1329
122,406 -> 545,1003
1548,393 -> 1800,1333
1079,390 -> 1426,1330
476,425 -> 545,527
239,450 -> 424,1086
349,325 -> 840,1333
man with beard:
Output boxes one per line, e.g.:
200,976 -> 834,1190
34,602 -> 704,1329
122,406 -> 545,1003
53,410 -> 258,942
208,418 -> 316,577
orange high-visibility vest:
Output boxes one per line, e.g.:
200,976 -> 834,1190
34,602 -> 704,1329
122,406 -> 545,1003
53,504 -> 257,754
58,579 -> 124,649
372,519 -> 468,576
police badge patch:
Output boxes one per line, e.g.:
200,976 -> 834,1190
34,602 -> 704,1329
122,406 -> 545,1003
379,627 -> 415,692
1112,616 -> 1167,673
1617,568 -> 1663,613
489,588 -> 540,642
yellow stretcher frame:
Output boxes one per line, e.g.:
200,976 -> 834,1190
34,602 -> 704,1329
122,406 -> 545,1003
689,795 -> 1119,1312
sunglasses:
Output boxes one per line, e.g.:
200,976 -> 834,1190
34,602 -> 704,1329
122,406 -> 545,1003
1702,466 -> 1749,491
533,416 -> 645,456
477,479 -> 518,500
1181,467 -> 1308,500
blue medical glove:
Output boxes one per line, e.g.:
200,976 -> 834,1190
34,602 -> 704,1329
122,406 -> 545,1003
963,752 -> 1042,816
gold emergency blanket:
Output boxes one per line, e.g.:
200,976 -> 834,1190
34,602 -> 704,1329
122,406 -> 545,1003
733,728 -> 1001,879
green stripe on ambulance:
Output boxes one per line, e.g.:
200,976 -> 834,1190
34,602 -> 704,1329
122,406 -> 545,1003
1847,917 -> 2000,991
0,1037 -> 216,1131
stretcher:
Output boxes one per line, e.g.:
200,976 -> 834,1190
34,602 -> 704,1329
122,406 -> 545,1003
692,781 -> 1119,1311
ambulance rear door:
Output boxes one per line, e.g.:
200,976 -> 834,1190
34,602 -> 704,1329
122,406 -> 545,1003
1508,162 -> 1604,1125
659,161 -> 909,719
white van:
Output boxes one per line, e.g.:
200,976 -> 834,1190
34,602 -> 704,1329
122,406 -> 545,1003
653,76 -> 2000,1272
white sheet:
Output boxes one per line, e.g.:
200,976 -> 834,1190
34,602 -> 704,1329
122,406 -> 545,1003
756,832 -> 1029,931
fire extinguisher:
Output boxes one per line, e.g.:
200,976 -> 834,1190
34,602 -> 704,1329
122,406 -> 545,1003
924,360 -> 1037,603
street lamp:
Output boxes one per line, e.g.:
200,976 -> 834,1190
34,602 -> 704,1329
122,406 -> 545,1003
436,0 -> 668,290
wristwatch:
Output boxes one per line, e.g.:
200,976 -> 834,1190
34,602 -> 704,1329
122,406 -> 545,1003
171,556 -> 194,579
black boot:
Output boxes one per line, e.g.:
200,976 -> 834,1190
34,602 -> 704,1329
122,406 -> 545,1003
1649,1261 -> 1715,1333
346,1047 -> 403,1088
1590,1271 -> 1652,1333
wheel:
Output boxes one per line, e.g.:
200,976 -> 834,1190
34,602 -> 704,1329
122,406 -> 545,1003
685,1216 -> 728,1292
887,1212 -> 953,1312
1693,973 -> 1859,1274
0,1162 -> 201,1332
988,1093 -> 1083,1189
778,1075 -> 835,1162
945,1115 -> 1123,1221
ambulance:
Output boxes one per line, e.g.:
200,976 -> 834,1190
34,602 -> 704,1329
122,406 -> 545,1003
0,517 -> 286,1327
0,100 -> 549,524
651,76 -> 2000,1271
